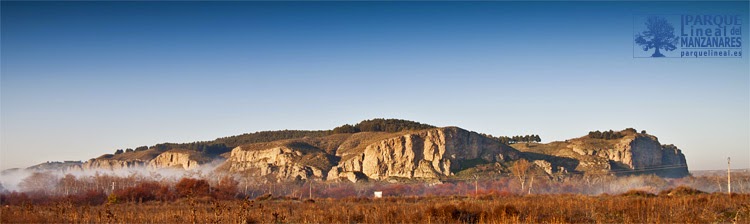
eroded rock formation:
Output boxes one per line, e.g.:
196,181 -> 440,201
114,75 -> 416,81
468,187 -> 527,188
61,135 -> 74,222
78,159 -> 147,171
148,150 -> 207,170
328,127 -> 520,180
226,143 -> 333,181
27,123 -> 688,181
564,131 -> 688,177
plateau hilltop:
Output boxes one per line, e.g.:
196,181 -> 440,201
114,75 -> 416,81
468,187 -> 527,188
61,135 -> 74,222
19,119 -> 689,182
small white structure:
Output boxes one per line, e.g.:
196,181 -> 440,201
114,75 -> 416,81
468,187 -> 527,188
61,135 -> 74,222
373,191 -> 383,198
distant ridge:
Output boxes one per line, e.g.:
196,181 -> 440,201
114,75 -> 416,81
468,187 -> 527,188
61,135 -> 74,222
16,119 -> 690,181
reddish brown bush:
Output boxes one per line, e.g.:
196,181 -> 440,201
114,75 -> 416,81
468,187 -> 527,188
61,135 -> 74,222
175,178 -> 210,198
659,186 -> 705,196
620,189 -> 657,197
113,181 -> 164,203
320,184 -> 357,198
70,190 -> 107,205
155,185 -> 176,201
212,176 -> 239,200
0,191 -> 30,205
2,194 -> 749,223
427,202 -> 486,223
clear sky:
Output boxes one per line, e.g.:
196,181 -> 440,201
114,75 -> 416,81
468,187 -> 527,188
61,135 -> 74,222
1,1 -> 748,171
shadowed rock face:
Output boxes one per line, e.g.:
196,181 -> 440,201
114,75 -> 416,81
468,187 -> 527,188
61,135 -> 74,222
615,135 -> 663,170
564,132 -> 689,177
328,127 -> 520,180
222,127 -> 690,181
659,144 -> 689,178
26,124 -> 688,181
220,127 -> 521,182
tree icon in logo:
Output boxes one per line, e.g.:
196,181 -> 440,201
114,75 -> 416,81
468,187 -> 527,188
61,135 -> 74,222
635,16 -> 679,57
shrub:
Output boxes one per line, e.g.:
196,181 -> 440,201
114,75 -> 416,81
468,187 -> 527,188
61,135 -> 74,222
0,191 -> 30,205
74,190 -> 107,205
112,181 -> 164,203
659,186 -> 705,196
175,178 -> 210,198
620,189 -> 656,197
212,176 -> 239,200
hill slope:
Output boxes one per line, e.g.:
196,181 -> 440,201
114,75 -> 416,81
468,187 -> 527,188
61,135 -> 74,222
19,120 -> 689,181
511,129 -> 688,177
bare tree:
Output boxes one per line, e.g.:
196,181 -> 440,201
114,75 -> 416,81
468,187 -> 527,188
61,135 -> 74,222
528,175 -> 535,195
59,174 -> 78,195
19,172 -> 58,194
512,159 -> 532,192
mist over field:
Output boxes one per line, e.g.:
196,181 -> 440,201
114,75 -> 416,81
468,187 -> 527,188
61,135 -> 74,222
3,166 -> 749,198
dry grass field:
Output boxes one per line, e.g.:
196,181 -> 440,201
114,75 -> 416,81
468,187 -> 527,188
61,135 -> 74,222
3,171 -> 749,223
3,191 -> 749,223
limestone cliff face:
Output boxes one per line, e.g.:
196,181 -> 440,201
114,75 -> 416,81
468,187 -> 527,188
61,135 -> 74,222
78,159 -> 147,171
226,144 -> 331,181
26,161 -> 83,173
51,124 -> 688,181
328,127 -> 520,180
148,150 -> 205,170
67,149 -> 212,172
567,133 -> 688,177
659,144 -> 689,177
619,135 -> 663,169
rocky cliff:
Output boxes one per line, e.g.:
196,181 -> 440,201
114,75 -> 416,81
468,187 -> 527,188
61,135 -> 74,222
148,150 -> 210,170
573,133 -> 687,177
219,127 -> 522,182
327,127 -> 520,181
25,161 -> 83,172
513,129 -> 689,177
77,158 -> 147,171
656,144 -> 689,177
61,148 -> 217,172
22,120 -> 688,181
224,141 -> 337,181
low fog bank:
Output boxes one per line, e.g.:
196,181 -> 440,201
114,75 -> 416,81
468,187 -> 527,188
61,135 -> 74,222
0,160 -> 225,192
2,167 -> 749,199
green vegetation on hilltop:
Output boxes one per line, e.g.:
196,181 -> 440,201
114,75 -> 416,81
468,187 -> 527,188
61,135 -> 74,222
587,128 -> 640,140
143,130 -> 330,157
332,118 -> 436,134
214,130 -> 331,147
111,119 -> 436,158
483,134 -> 542,144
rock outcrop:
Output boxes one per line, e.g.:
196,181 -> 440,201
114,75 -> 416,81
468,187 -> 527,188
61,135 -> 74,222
28,121 -> 688,181
221,127 -> 521,182
521,129 -> 689,177
77,158 -> 147,171
148,150 -> 208,170
328,127 -> 520,181
61,148 -> 218,172
26,161 -> 83,172
658,144 -> 689,177
226,142 -> 335,181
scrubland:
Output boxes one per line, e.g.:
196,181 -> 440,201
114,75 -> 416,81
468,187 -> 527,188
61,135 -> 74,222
2,172 -> 749,223
2,192 -> 749,223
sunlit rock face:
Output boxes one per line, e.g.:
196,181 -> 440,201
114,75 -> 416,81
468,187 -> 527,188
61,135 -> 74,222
330,127 -> 520,181
568,132 -> 689,177
148,151 -> 204,170
227,145 -> 330,181
77,159 -> 147,171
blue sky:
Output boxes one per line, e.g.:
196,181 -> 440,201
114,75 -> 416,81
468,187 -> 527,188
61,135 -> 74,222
1,1 -> 748,171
